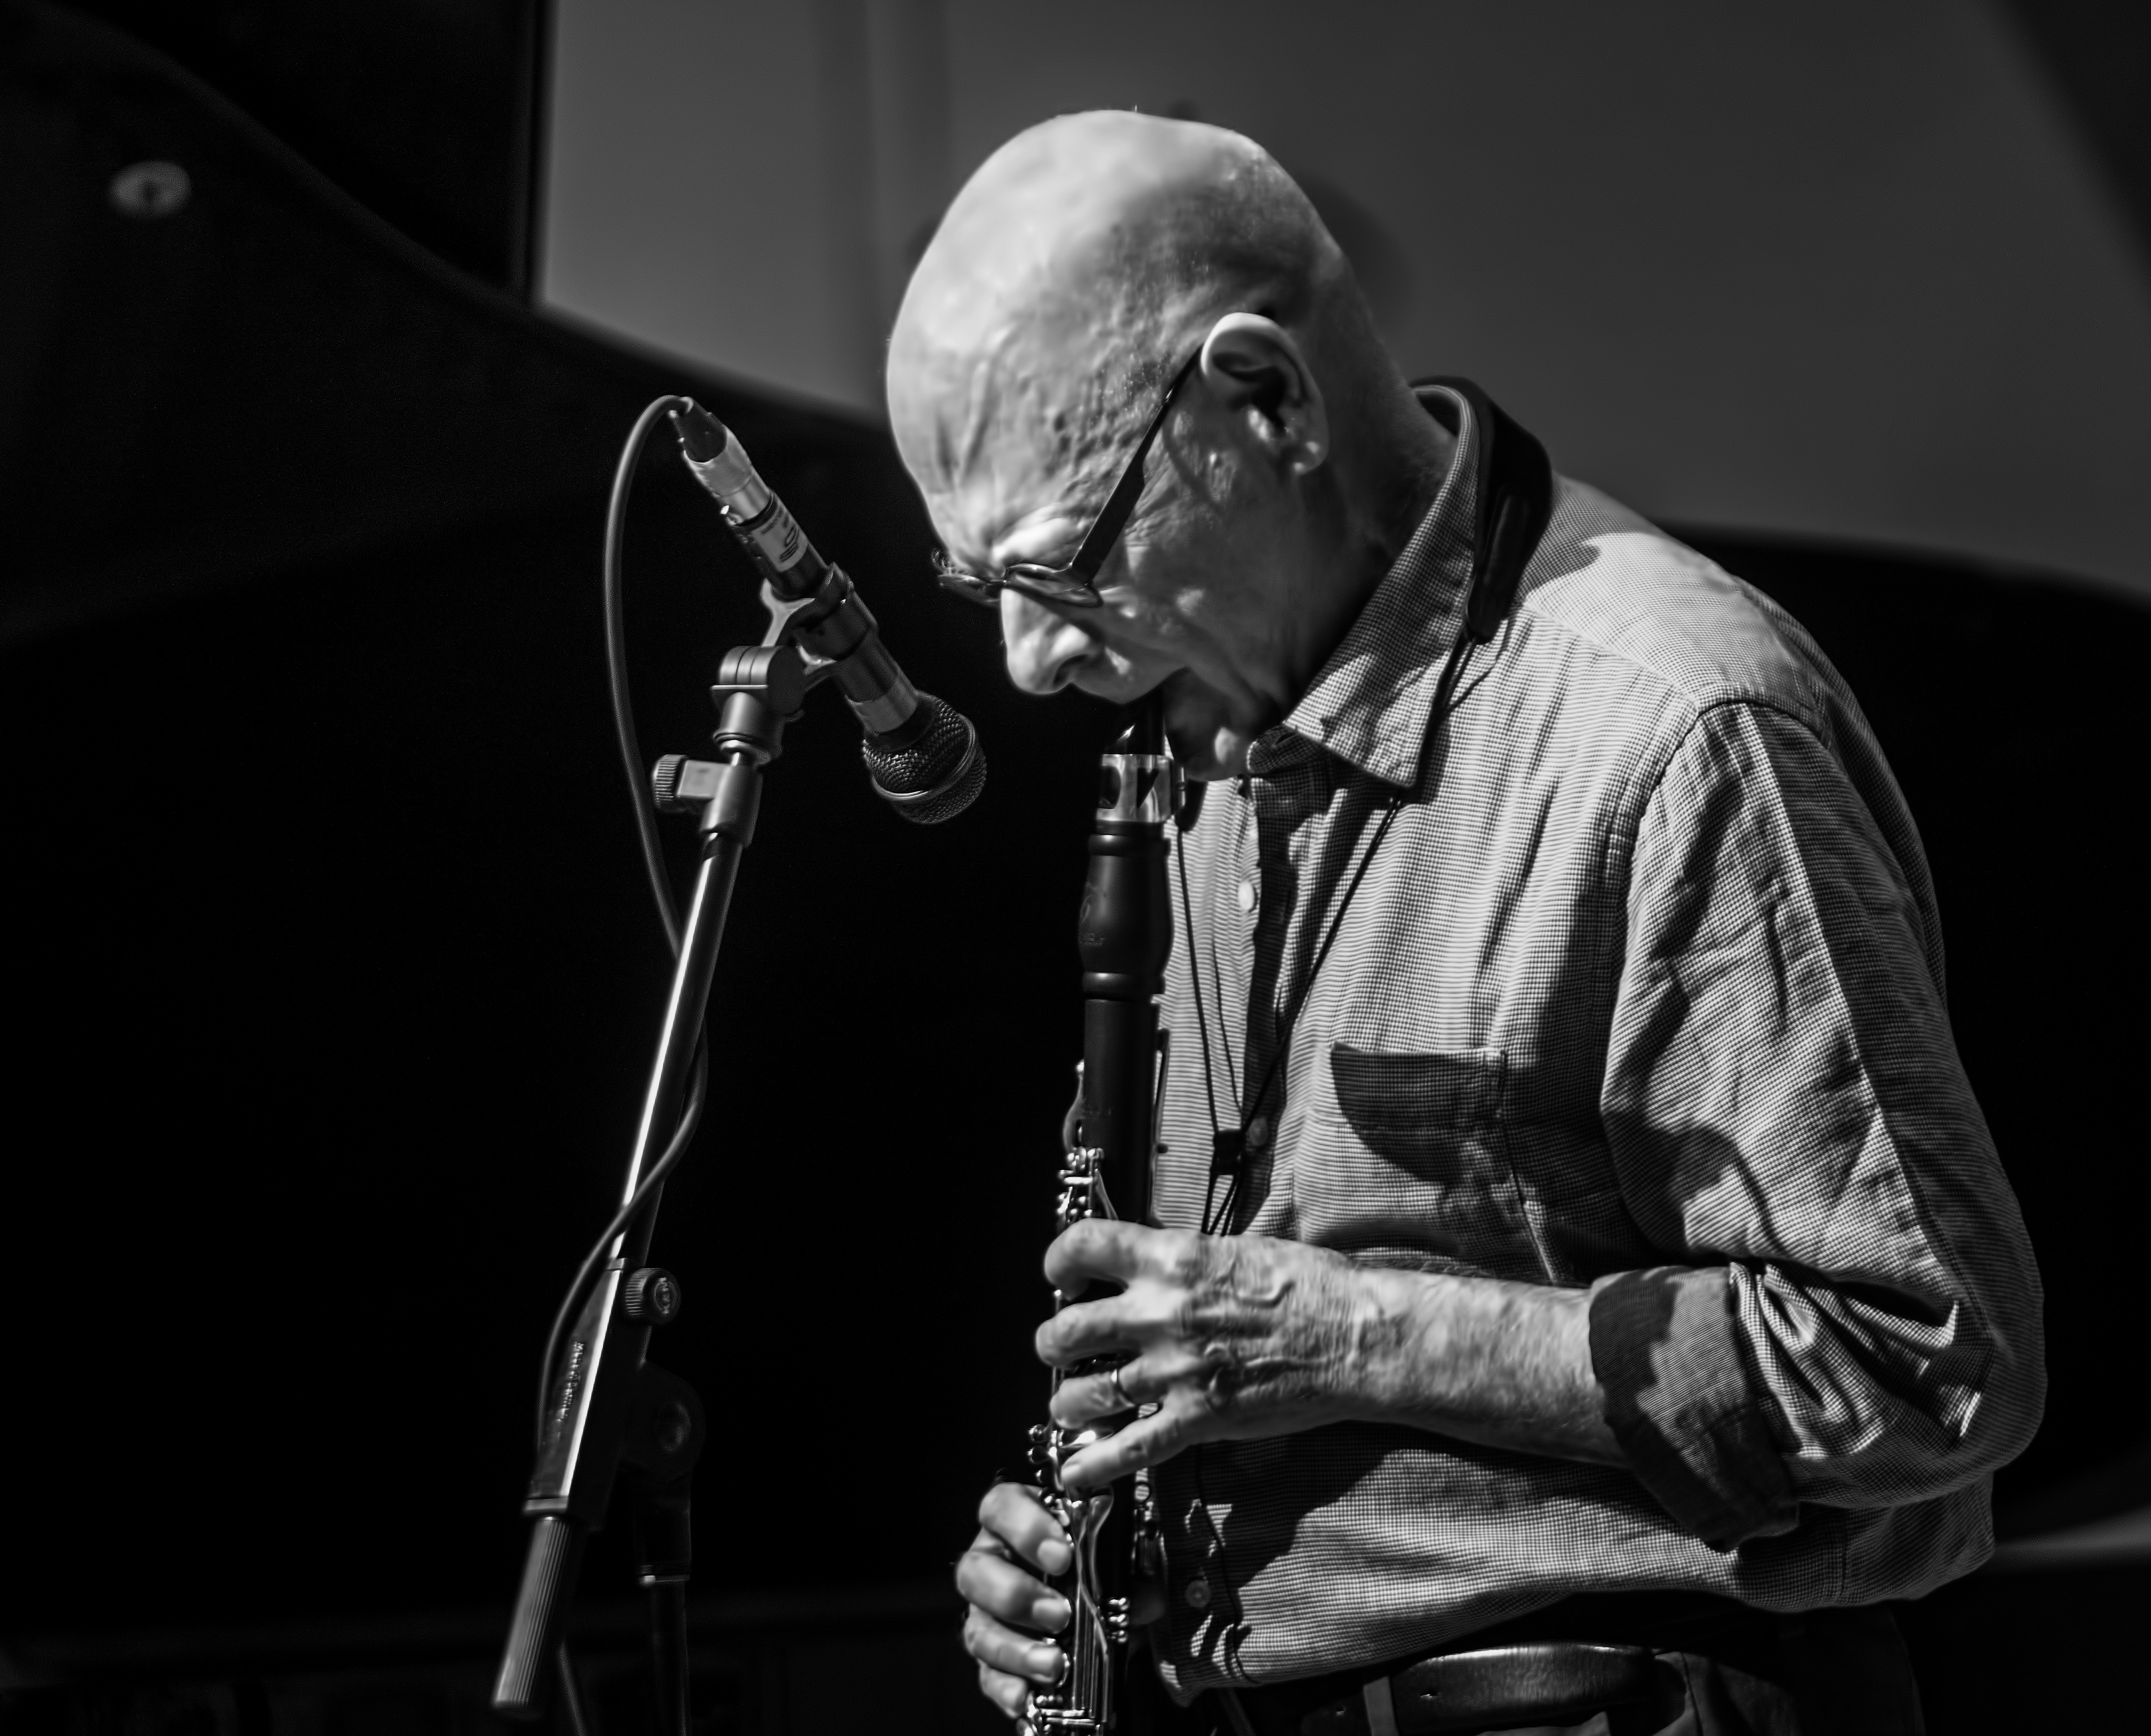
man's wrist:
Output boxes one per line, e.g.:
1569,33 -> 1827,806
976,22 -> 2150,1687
1341,1265 -> 1463,1420
1344,1268 -> 1620,1464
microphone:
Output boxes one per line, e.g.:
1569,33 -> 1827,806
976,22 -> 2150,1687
668,402 -> 986,823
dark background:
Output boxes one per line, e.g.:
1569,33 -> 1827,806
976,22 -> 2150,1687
1,3 -> 2147,1730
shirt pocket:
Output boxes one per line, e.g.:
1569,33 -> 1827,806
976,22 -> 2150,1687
1297,1043 -> 1551,1281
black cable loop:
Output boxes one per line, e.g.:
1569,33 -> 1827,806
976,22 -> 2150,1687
532,1035 -> 708,1444
532,395 -> 714,1444
604,393 -> 695,953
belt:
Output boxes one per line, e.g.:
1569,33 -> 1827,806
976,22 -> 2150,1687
1218,1591 -> 1764,1736
1285,1643 -> 1660,1736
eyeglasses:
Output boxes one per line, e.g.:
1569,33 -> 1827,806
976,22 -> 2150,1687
931,350 -> 1199,611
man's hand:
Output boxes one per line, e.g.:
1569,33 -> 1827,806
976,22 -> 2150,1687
957,1481 -> 1073,1720
1039,1220 -> 1369,1489
1038,1219 -> 1624,1489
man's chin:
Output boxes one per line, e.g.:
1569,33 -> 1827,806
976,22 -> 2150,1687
1176,735 -> 1255,780
1161,680 -> 1256,780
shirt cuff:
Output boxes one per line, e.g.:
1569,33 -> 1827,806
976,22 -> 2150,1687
1588,1266 -> 1797,1549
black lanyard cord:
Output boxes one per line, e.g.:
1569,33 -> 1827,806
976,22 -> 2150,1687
1175,831 -> 1225,1142
1174,822 -> 1243,1237
1201,787 -> 1403,1234
1244,788 -> 1406,1118
1183,629 -> 1478,1237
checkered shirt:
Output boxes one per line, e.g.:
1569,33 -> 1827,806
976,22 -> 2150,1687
1147,387 -> 2046,1696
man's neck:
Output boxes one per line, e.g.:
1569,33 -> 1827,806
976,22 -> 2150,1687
1183,397 -> 1459,780
1288,391 -> 1460,692
1376,389 -> 1461,568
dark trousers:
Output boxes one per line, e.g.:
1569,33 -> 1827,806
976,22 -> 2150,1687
1130,1594 -> 1926,1736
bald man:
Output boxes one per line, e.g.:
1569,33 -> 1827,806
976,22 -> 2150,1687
893,114 -> 2042,1736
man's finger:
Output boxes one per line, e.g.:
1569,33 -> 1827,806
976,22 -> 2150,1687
1045,1218 -> 1189,1290
1049,1359 -> 1154,1426
957,1545 -> 1070,1630
964,1604 -> 1067,1687
978,1660 -> 1032,1721
979,1479 -> 1073,1576
1034,1294 -> 1145,1366
1051,1340 -> 1214,1426
1060,1398 -> 1194,1490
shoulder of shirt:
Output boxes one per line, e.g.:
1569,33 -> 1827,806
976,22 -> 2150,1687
1510,476 -> 1838,739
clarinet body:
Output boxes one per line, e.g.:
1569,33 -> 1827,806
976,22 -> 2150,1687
1024,695 -> 1176,1735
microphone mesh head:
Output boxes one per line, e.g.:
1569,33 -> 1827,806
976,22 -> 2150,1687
862,694 -> 986,824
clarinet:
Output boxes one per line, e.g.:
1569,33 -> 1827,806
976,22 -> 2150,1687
1024,693 -> 1176,1736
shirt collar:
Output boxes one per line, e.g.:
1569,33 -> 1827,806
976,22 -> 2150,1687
1248,385 -> 1482,788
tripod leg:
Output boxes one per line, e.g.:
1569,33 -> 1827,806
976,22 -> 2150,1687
636,1468 -> 695,1736
496,1515 -> 589,1719
555,1645 -> 594,1736
649,1580 -> 689,1736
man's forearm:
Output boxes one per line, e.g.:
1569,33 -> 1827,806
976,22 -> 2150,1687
1341,1268 -> 1626,1467
1037,1222 -> 1634,1488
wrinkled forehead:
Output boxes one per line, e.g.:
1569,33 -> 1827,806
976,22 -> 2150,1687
891,325 -> 1162,564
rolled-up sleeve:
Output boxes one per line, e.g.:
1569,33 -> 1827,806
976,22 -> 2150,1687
1590,700 -> 2044,1547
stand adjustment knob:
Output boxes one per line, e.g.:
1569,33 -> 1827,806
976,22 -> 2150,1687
623,1266 -> 683,1325
651,755 -> 692,813
652,754 -> 727,815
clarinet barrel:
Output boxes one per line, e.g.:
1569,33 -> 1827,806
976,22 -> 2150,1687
1026,694 -> 1175,1736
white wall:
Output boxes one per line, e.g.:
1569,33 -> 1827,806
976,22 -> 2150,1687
543,0 -> 2151,592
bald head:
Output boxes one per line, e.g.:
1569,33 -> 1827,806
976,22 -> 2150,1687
888,113 -> 1379,551
888,113 -> 1449,779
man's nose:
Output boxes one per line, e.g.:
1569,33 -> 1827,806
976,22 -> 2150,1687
1000,591 -> 1096,694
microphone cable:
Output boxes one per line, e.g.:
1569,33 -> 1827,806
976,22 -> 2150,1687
530,397 -> 716,1447
605,395 -> 694,955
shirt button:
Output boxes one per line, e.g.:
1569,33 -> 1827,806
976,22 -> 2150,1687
1184,1575 -> 1213,1610
1245,1115 -> 1272,1151
1236,879 -> 1256,913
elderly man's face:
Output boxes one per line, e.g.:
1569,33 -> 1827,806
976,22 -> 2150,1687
937,373 -> 1320,780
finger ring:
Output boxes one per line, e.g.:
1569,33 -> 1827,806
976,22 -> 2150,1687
1108,1364 -> 1138,1412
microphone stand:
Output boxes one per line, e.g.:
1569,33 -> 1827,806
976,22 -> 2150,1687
491,617 -> 823,1731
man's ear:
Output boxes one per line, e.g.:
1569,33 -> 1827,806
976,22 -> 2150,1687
1198,313 -> 1329,478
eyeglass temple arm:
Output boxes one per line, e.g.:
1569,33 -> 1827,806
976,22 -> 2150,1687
1065,353 -> 1200,580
